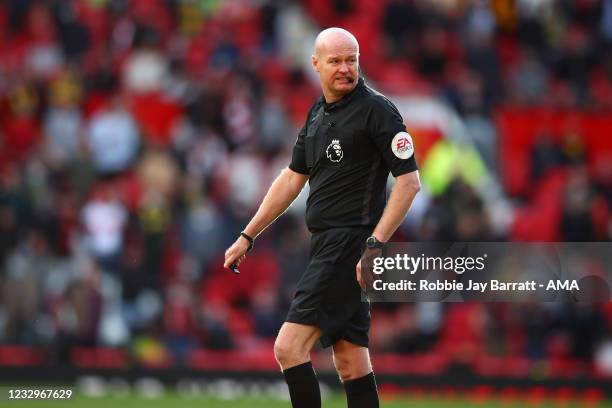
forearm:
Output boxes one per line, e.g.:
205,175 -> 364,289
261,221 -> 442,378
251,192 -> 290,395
372,171 -> 421,242
243,168 -> 308,238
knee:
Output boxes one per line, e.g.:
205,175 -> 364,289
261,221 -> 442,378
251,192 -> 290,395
273,340 -> 290,365
274,338 -> 307,368
334,354 -> 359,382
333,349 -> 372,382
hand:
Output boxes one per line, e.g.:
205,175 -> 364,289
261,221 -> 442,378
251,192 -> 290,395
356,248 -> 380,291
224,236 -> 251,271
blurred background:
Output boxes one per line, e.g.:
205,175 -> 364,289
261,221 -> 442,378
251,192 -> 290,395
1,0 -> 612,405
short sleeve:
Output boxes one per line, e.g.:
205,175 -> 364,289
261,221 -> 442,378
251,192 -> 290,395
288,125 -> 309,175
368,99 -> 418,177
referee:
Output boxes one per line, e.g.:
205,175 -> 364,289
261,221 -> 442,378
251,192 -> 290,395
224,27 -> 420,408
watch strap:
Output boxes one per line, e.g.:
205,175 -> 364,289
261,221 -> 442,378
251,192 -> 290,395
240,232 -> 254,252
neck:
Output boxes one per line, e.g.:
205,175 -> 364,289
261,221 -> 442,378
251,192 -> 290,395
323,91 -> 344,104
322,79 -> 359,103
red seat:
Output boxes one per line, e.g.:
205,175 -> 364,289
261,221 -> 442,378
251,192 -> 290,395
71,347 -> 128,368
0,346 -> 46,366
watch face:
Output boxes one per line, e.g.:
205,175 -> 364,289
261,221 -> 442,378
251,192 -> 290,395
366,236 -> 377,248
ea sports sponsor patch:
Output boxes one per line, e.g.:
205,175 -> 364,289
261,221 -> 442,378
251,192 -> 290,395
391,132 -> 414,159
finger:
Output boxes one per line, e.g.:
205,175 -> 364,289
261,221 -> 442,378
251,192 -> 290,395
231,252 -> 246,267
224,249 -> 234,266
224,252 -> 239,269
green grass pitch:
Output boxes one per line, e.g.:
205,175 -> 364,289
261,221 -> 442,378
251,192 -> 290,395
5,394 -> 612,408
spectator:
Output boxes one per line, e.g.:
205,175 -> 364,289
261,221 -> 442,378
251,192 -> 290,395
509,47 -> 550,105
2,227 -> 51,343
54,261 -> 103,351
181,193 -> 224,268
381,0 -> 422,59
43,71 -> 84,166
530,132 -> 563,181
560,167 -> 597,242
259,86 -> 292,153
86,95 -> 140,175
251,285 -> 284,338
81,182 -> 127,273
2,81 -> 41,162
122,48 -> 168,95
23,4 -> 64,81
222,77 -> 257,150
198,301 -> 234,350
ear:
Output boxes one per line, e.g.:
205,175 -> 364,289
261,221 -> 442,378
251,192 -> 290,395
311,55 -> 319,72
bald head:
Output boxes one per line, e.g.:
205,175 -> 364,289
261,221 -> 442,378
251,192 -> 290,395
312,27 -> 360,103
314,27 -> 359,59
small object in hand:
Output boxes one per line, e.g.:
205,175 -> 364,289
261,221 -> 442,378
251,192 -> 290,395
229,263 -> 240,275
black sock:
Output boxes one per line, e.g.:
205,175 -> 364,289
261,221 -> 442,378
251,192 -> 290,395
282,361 -> 321,408
344,372 -> 379,408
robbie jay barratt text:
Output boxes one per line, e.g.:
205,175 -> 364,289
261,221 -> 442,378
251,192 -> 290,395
372,279 -> 580,292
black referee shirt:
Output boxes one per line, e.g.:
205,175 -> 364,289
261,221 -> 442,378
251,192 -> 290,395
289,77 -> 418,232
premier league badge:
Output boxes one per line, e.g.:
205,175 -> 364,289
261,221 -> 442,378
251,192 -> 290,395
326,139 -> 343,163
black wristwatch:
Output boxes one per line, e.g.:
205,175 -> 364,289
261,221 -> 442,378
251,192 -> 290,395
240,231 -> 255,252
366,236 -> 384,249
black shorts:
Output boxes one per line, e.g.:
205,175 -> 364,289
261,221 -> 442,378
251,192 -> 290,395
286,227 -> 372,348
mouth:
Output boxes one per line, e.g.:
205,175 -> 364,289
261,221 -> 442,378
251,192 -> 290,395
336,77 -> 355,84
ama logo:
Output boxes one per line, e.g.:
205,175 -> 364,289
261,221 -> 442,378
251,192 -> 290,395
391,132 -> 414,159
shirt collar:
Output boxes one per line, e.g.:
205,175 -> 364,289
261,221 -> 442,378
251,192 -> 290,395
322,77 -> 364,112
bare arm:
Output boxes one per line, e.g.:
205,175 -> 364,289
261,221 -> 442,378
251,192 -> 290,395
357,170 -> 421,288
224,168 -> 309,269
371,170 -> 421,242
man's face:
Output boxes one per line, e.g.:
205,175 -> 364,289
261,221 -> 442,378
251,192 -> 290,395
313,40 -> 359,101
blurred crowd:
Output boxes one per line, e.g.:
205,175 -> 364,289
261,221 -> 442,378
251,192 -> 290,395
1,0 -> 612,375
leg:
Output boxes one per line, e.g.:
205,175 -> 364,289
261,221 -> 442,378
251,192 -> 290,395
274,322 -> 323,408
333,339 -> 379,408
332,339 -> 372,381
274,322 -> 322,369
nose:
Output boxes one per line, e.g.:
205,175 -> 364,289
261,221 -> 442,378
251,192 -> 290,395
339,62 -> 349,73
